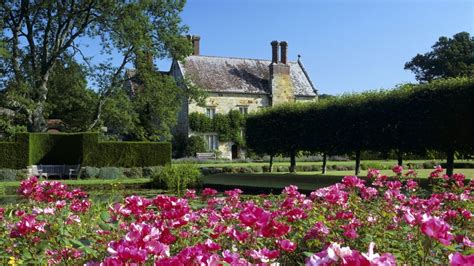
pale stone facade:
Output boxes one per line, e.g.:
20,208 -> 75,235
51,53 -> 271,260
170,37 -> 318,160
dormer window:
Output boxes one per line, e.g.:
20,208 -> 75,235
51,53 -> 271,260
206,107 -> 216,118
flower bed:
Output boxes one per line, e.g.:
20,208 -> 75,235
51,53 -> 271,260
0,166 -> 472,265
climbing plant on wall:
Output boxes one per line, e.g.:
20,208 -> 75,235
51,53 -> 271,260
188,110 -> 246,146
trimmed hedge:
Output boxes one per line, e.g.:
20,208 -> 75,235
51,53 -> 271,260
0,133 -> 171,169
29,133 -> 83,165
0,133 -> 29,169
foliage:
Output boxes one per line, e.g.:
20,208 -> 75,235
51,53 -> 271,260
246,77 -> 474,174
185,135 -> 208,156
45,59 -> 98,132
97,167 -> 123,180
0,167 -> 472,265
0,133 -> 29,169
405,32 -> 474,82
0,169 -> 26,181
0,133 -> 171,169
151,164 -> 202,195
81,133 -> 172,168
189,110 -> 246,145
0,1 -> 191,132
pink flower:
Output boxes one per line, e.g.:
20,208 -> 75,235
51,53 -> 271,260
184,189 -> 197,199
201,188 -> 218,197
449,252 -> 474,266
367,168 -> 380,179
392,165 -> 403,175
249,248 -> 280,263
278,239 -> 297,252
421,215 -> 453,245
342,176 -> 366,189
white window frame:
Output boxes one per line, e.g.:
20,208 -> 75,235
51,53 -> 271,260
204,134 -> 219,150
206,107 -> 216,118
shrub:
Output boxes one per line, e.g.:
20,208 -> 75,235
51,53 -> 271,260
311,165 -> 321,172
98,167 -> 123,179
0,169 -> 21,181
251,166 -> 263,173
123,167 -> 143,179
277,166 -> 289,172
151,164 -> 201,194
142,166 -> 163,178
185,135 -> 207,156
262,165 -> 272,172
79,167 -> 100,179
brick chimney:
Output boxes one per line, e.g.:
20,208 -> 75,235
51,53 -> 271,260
269,41 -> 294,106
186,35 -> 200,55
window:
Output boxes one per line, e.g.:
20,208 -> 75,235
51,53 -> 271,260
206,107 -> 216,118
205,134 -> 219,150
239,106 -> 248,115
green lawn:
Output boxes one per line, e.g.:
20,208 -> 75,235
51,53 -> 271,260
201,168 -> 473,192
197,159 -> 472,168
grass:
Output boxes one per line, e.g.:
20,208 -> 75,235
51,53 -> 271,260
201,168 -> 473,193
197,159 -> 472,168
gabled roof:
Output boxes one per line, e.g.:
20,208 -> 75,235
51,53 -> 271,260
177,55 -> 317,97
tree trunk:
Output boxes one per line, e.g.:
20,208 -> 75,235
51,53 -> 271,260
289,152 -> 296,173
269,154 -> 274,173
322,152 -> 327,174
446,150 -> 454,177
397,149 -> 403,166
355,149 -> 361,176
88,98 -> 106,130
30,74 -> 51,132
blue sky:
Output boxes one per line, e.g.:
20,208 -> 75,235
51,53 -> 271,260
165,0 -> 473,95
82,0 -> 473,95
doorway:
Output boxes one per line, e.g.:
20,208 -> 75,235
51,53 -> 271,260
231,144 -> 239,160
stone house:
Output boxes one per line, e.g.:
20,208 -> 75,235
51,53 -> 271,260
169,36 -> 318,160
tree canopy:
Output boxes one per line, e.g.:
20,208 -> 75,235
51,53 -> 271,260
0,0 -> 192,133
405,32 -> 474,82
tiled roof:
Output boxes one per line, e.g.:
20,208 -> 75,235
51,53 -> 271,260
178,55 -> 317,96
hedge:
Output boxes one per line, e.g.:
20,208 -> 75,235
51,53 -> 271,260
0,133 -> 29,169
29,133 -> 83,165
246,77 -> 474,175
82,134 -> 171,167
0,133 -> 171,169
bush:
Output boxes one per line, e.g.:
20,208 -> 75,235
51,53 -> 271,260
151,164 -> 201,194
79,167 -> 100,179
185,136 -> 207,156
277,166 -> 289,172
250,166 -> 263,173
361,162 -> 386,171
98,167 -> 123,179
0,169 -> 22,181
142,166 -> 163,178
123,167 -> 143,179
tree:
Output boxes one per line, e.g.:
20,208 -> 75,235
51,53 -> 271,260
1,1 -> 191,132
45,58 -> 98,132
405,32 -> 474,82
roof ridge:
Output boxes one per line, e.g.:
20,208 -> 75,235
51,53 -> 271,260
187,54 -> 298,63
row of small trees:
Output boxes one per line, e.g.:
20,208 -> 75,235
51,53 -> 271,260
245,78 -> 474,176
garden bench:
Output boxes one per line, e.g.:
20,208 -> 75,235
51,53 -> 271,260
196,152 -> 217,160
28,164 -> 81,179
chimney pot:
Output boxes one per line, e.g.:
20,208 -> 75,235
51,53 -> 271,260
271,40 -> 279,63
280,41 -> 288,64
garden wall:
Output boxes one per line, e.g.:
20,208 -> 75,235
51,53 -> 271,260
0,133 -> 171,169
